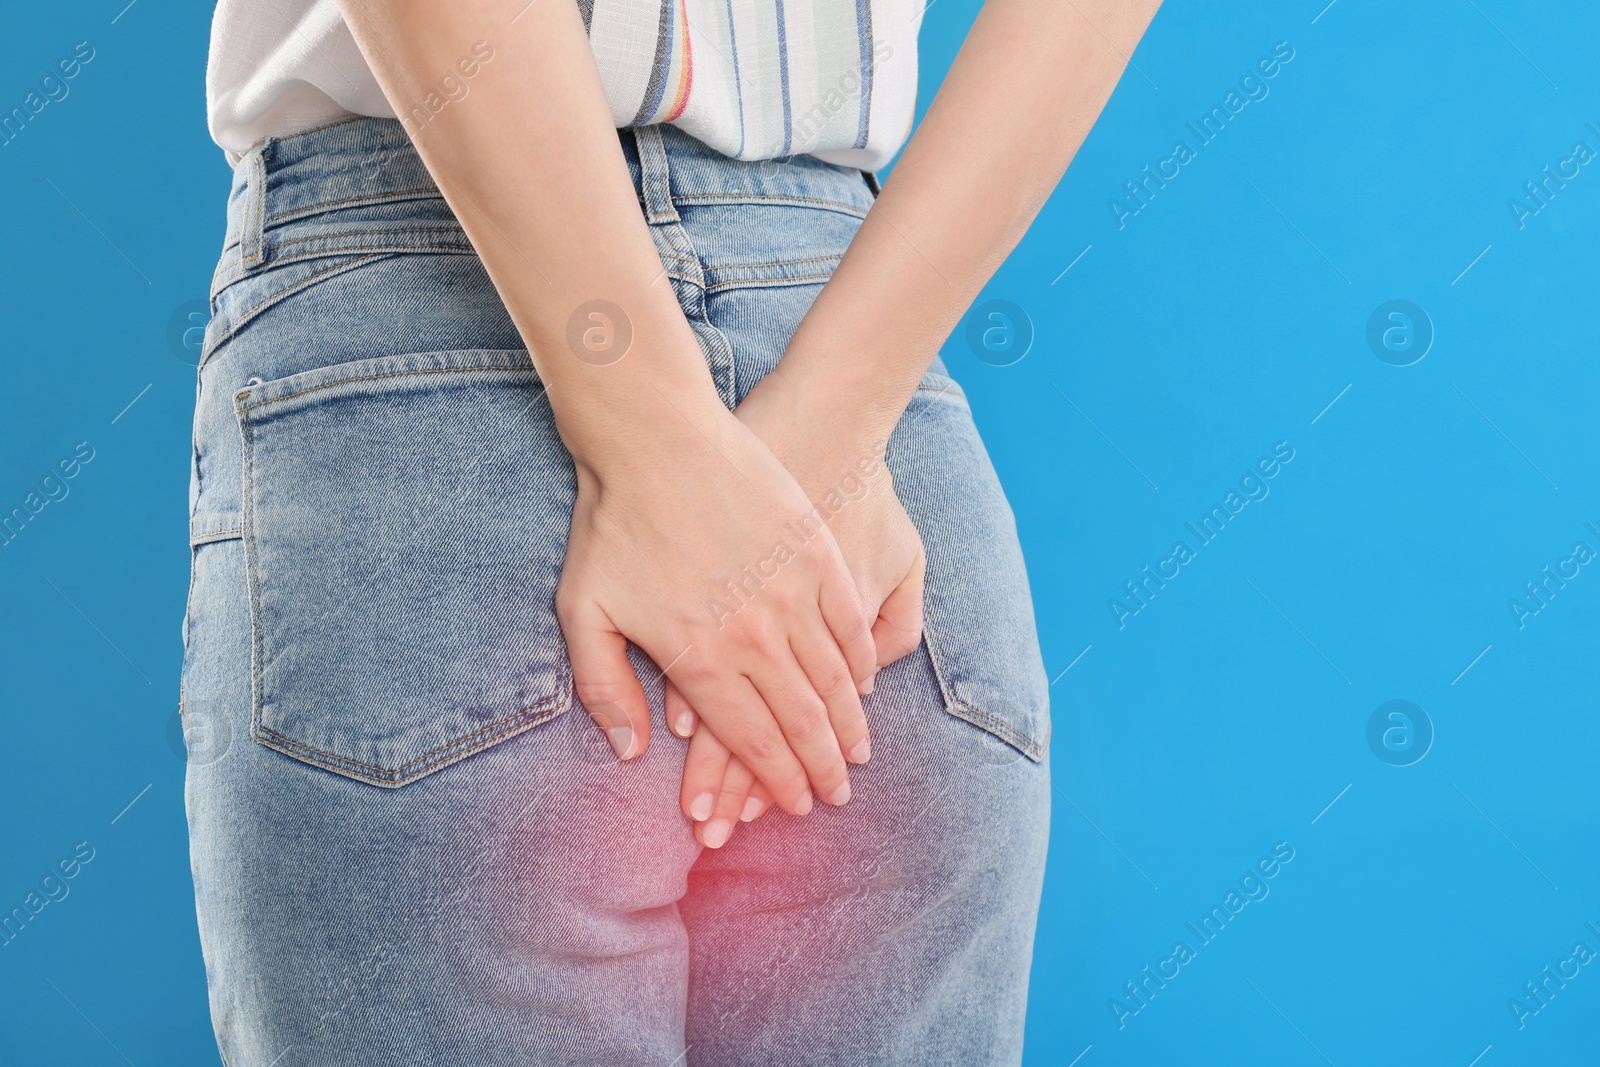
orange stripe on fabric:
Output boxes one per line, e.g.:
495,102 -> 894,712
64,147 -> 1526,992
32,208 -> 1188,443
663,0 -> 694,122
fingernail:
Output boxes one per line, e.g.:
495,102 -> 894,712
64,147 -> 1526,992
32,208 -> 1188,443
605,726 -> 635,760
674,710 -> 695,737
848,737 -> 872,764
689,792 -> 714,821
859,671 -> 876,695
794,790 -> 814,816
826,780 -> 852,807
701,818 -> 733,849
740,796 -> 764,822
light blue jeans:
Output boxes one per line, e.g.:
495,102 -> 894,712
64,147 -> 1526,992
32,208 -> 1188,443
182,117 -> 1051,1066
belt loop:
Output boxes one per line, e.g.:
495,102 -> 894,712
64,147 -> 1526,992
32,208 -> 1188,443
239,142 -> 268,267
632,125 -> 680,224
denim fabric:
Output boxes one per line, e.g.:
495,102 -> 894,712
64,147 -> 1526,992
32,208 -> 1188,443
182,117 -> 1051,1066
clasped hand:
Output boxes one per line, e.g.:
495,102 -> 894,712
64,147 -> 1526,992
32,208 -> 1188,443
555,364 -> 926,848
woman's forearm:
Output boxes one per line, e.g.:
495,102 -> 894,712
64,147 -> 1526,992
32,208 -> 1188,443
336,0 -> 726,476
771,0 -> 1163,446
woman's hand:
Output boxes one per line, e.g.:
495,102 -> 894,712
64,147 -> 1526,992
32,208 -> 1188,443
734,366 -> 928,675
557,384 -> 879,815
671,365 -> 930,845
670,693 -> 775,849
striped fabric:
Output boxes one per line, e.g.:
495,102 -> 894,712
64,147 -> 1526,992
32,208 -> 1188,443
206,0 -> 922,171
584,0 -> 920,169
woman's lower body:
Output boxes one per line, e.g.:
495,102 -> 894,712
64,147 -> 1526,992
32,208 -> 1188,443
183,117 -> 1052,1066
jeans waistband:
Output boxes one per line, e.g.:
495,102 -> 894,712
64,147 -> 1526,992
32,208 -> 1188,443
214,117 -> 878,294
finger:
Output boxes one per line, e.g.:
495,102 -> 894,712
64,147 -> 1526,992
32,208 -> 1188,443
677,672 -> 814,816
558,600 -> 650,760
792,624 -> 872,767
741,780 -> 773,823
751,657 -> 852,808
665,679 -> 698,739
680,726 -> 731,824
872,544 -> 926,670
817,553 -> 878,694
698,757 -> 755,849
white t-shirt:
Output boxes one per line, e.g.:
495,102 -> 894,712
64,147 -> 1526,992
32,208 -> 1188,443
206,0 -> 922,170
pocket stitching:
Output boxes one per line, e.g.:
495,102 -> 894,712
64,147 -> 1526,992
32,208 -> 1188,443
252,667 -> 570,781
267,226 -> 472,252
919,564 -> 1047,764
235,362 -> 537,415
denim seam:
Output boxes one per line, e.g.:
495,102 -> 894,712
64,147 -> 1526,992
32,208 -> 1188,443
689,313 -> 741,408
263,188 -> 444,227
670,192 -> 869,217
703,272 -> 837,293
236,364 -> 537,414
204,254 -> 393,364
254,680 -> 569,780
710,253 -> 844,271
190,528 -> 243,546
948,701 -> 1045,761
209,245 -> 473,294
921,612 -> 1045,762
267,226 -> 470,250
240,403 -> 267,782
635,126 -> 681,224
241,150 -> 267,267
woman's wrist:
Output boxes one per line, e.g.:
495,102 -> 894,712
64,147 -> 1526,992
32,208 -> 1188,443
559,369 -> 732,489
739,361 -> 896,505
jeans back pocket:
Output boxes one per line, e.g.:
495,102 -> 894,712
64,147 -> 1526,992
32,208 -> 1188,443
893,368 -> 1051,761
235,350 -> 575,786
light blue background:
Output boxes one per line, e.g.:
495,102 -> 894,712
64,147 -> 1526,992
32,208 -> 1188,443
2,2 -> 1596,1064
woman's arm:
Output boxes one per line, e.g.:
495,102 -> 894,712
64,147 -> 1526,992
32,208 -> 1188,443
745,0 -> 1164,479
679,0 -> 1164,844
335,0 -> 880,814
